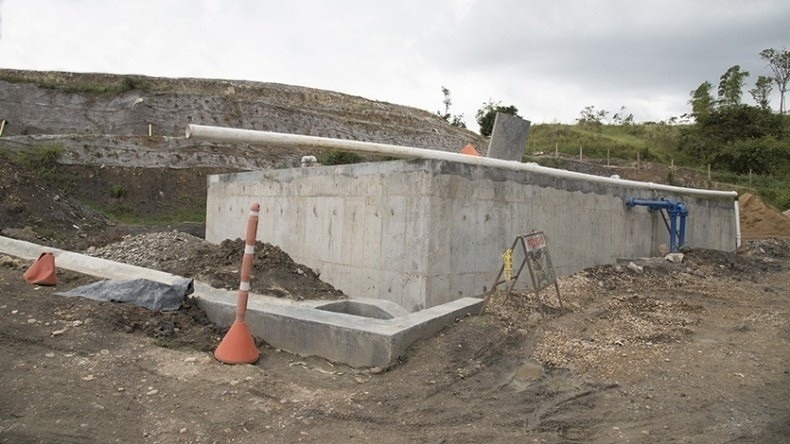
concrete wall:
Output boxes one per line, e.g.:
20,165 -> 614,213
206,159 -> 737,311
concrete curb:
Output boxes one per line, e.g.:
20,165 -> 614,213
0,236 -> 483,367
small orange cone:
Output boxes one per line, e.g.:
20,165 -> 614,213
460,143 -> 481,156
214,320 -> 259,364
22,252 -> 57,286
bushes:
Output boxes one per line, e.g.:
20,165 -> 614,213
711,136 -> 790,175
317,150 -> 362,165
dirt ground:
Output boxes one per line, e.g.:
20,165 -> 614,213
1,154 -> 789,442
0,238 -> 788,443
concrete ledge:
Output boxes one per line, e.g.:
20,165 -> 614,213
0,236 -> 483,367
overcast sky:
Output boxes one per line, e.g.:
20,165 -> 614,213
0,0 -> 788,131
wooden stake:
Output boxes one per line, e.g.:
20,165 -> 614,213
148,124 -> 152,136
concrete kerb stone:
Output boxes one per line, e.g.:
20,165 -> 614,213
0,235 -> 483,367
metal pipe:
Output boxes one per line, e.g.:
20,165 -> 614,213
186,124 -> 738,200
626,198 -> 688,252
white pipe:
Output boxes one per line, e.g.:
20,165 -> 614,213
185,124 -> 738,200
734,198 -> 742,248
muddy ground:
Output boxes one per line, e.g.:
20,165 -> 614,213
1,238 -> 788,443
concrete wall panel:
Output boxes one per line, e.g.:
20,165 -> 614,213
206,159 -> 736,311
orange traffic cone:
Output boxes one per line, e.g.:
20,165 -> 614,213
214,202 -> 261,365
460,143 -> 481,156
214,321 -> 259,364
22,252 -> 57,286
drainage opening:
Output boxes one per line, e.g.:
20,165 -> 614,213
316,301 -> 394,320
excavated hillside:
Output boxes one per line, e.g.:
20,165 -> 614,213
0,69 -> 487,248
0,69 -> 485,157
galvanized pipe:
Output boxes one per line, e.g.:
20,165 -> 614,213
185,124 -> 738,200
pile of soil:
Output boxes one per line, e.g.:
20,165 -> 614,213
0,156 -> 108,249
739,192 -> 790,239
87,231 -> 345,301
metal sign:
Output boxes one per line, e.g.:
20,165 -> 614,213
482,230 -> 562,317
523,231 -> 555,291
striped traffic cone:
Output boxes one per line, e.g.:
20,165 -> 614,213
214,202 -> 261,365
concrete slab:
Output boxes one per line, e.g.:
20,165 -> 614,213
487,113 -> 531,161
0,235 -> 482,367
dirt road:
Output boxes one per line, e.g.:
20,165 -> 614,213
1,239 -> 788,443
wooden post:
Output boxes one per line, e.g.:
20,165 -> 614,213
554,142 -> 558,159
670,158 -> 674,170
606,148 -> 610,166
579,145 -> 582,162
0,120 -> 6,136
707,164 -> 711,181
148,124 -> 152,136
749,169 -> 752,184
637,152 -> 640,169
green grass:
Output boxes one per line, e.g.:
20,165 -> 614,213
10,142 -> 76,191
91,200 -> 206,226
526,123 -> 691,165
0,72 -> 151,95
526,122 -> 789,210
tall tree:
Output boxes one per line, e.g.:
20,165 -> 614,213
760,48 -> 790,113
750,75 -> 774,110
437,87 -> 466,128
717,65 -> 749,108
475,100 -> 519,136
689,81 -> 715,120
576,105 -> 609,126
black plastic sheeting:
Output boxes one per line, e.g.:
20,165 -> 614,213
56,278 -> 194,311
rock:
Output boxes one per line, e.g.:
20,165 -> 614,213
0,255 -> 22,268
146,389 -> 159,396
184,356 -> 197,363
665,253 -> 685,263
627,262 -> 643,273
369,366 -> 385,374
267,285 -> 291,298
82,375 -> 95,381
513,360 -> 544,381
658,244 -> 670,256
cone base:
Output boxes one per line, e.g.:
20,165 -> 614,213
214,321 -> 260,365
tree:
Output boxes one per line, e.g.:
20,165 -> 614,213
717,65 -> 749,108
475,100 -> 519,136
436,87 -> 466,128
760,48 -> 790,113
612,106 -> 634,125
690,81 -> 715,120
750,75 -> 774,110
576,105 -> 609,126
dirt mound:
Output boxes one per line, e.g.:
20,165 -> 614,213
0,156 -> 108,249
88,231 -> 345,300
739,192 -> 790,239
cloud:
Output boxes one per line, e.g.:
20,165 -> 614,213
0,0 -> 787,126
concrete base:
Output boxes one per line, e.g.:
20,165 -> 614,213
0,236 -> 482,367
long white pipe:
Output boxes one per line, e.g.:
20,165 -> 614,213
186,124 -> 738,200
734,199 -> 742,247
